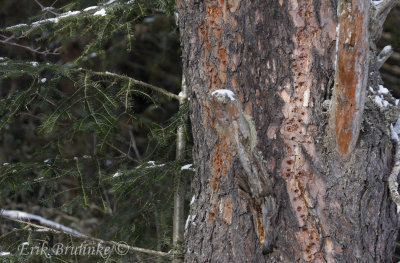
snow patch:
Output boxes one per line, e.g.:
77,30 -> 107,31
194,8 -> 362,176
0,252 -> 10,256
146,161 -> 165,168
84,6 -> 98,11
59,11 -> 81,19
185,215 -> 196,230
144,16 -> 156,23
374,96 -> 388,107
378,85 -> 389,95
181,164 -> 195,171
104,0 -> 117,4
211,89 -> 235,101
94,8 -> 107,16
6,23 -> 28,30
374,96 -> 383,107
382,45 -> 392,53
32,11 -> 80,26
190,195 -> 196,205
40,78 -> 47,83
29,62 -> 39,67
113,172 -> 120,177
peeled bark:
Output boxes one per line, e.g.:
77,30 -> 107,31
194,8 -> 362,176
177,0 -> 399,261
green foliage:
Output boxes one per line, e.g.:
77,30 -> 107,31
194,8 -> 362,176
0,0 -> 188,262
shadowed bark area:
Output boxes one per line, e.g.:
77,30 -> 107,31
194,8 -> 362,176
177,0 -> 399,262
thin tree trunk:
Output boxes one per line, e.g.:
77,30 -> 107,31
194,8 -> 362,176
172,76 -> 188,263
177,0 -> 399,261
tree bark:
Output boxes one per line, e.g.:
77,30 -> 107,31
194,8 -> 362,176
177,0 -> 399,261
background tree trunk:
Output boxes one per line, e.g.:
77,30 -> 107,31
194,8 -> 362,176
177,0 -> 399,261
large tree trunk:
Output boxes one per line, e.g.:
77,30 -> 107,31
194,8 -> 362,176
177,0 -> 399,261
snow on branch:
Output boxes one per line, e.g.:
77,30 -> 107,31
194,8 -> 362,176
211,89 -> 236,101
389,116 -> 400,214
31,11 -> 81,27
4,0 -> 120,31
1,210 -> 173,258
181,164 -> 195,172
377,45 -> 393,69
0,209 -> 86,237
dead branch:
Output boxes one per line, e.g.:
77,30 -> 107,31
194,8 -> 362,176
0,34 -> 60,56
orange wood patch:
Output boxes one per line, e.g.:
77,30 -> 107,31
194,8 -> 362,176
331,0 -> 369,156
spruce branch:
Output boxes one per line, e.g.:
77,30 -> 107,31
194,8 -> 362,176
76,68 -> 180,100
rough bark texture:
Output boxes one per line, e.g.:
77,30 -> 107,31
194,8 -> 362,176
177,0 -> 399,262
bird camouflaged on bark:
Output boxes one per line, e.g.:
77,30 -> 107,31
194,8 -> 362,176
210,90 -> 278,254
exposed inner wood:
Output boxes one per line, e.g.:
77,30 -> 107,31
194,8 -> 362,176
330,0 -> 369,156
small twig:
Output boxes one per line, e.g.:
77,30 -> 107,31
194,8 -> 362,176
129,129 -> 142,161
106,142 -> 135,161
34,0 -> 59,16
33,0 -> 45,9
0,35 -> 59,56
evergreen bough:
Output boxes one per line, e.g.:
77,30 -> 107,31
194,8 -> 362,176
0,0 -> 190,262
